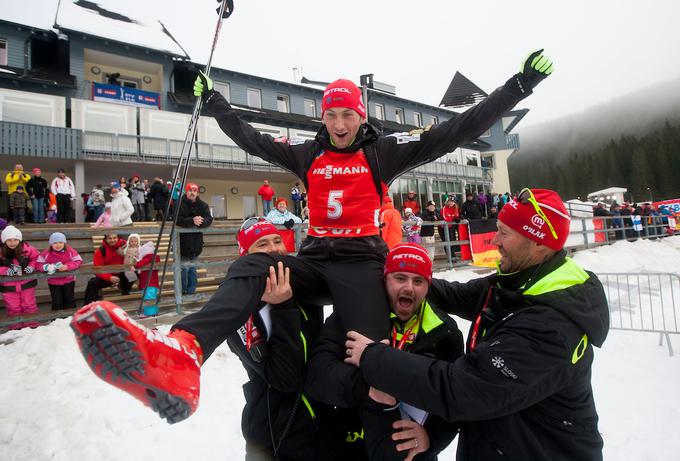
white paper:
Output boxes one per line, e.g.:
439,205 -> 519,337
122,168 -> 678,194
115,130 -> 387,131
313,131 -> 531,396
399,402 -> 429,425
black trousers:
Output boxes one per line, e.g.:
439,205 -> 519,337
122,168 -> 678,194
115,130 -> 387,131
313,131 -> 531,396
83,274 -> 133,305
49,282 -> 76,310
175,236 -> 391,360
56,193 -> 71,223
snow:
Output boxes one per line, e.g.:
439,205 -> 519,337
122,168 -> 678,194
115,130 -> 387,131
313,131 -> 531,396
2,0 -> 59,32
54,0 -> 188,58
3,238 -> 680,460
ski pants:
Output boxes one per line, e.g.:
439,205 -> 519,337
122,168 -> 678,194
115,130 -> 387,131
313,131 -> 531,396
175,236 -> 391,360
2,287 -> 38,316
49,282 -> 76,310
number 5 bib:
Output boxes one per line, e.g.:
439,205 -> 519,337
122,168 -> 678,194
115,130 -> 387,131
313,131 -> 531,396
307,150 -> 381,237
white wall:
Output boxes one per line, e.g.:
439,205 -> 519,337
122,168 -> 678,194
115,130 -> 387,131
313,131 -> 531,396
0,88 -> 66,127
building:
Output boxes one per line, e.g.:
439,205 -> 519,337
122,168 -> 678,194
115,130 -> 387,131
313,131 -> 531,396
1,0 -> 526,221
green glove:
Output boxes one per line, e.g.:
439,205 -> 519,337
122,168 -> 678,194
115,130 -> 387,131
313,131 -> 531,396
520,49 -> 553,90
193,71 -> 214,98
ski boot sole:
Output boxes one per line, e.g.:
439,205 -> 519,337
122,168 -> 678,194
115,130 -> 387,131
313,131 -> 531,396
71,305 -> 192,424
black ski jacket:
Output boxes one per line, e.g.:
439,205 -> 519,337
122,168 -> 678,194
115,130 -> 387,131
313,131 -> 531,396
26,176 -> 48,199
305,302 -> 465,460
176,196 -> 213,260
226,299 -> 324,461
357,251 -> 609,461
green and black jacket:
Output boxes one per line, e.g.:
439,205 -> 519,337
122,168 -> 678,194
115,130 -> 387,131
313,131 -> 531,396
358,250 -> 610,461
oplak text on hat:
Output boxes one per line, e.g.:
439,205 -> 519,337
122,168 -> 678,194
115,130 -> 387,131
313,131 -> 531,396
384,243 -> 433,282
237,219 -> 279,256
497,188 -> 571,251
321,79 -> 366,119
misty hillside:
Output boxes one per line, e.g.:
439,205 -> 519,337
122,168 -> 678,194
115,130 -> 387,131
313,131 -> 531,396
512,76 -> 680,163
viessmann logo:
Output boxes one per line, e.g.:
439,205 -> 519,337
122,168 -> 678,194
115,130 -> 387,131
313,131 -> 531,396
312,165 -> 369,179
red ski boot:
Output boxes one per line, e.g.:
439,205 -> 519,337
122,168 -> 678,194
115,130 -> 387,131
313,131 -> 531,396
71,301 -> 203,424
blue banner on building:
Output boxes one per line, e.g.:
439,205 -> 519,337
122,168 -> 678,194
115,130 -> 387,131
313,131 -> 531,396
92,82 -> 160,109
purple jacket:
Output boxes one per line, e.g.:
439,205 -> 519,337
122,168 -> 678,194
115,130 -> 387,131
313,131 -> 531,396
0,242 -> 40,289
37,246 -> 83,285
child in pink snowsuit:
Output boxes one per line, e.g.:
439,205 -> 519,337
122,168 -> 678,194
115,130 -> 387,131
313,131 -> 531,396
92,202 -> 113,228
0,225 -> 40,328
37,232 -> 83,310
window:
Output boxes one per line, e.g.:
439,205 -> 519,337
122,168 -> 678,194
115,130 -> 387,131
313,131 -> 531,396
413,112 -> 422,127
304,98 -> 316,117
277,94 -> 290,113
480,128 -> 491,137
247,88 -> 262,108
430,115 -> 439,125
395,108 -> 405,125
374,103 -> 385,120
214,81 -> 230,102
0,39 -> 7,66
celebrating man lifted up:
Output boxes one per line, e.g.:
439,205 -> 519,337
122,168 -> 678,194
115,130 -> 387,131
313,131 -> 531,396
71,50 -> 554,424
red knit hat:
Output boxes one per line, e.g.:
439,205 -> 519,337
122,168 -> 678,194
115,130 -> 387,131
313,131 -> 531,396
384,243 -> 433,282
237,218 -> 279,256
322,79 -> 366,119
185,183 -> 199,193
497,188 -> 571,251
275,197 -> 288,207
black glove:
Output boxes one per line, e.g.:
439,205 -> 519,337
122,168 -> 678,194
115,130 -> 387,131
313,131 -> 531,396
283,219 -> 295,229
519,49 -> 553,91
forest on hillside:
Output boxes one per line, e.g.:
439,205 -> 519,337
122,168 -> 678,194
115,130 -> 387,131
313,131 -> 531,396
509,121 -> 680,202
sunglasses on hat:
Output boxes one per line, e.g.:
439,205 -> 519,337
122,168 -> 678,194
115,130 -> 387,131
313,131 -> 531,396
240,216 -> 266,232
517,188 -> 558,240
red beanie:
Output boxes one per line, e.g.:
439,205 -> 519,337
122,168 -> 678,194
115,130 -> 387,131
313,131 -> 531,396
275,197 -> 288,207
384,243 -> 433,282
237,219 -> 279,256
497,188 -> 571,251
322,79 -> 366,119
185,182 -> 199,193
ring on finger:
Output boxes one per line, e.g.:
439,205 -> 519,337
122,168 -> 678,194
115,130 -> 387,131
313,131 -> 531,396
414,439 -> 419,448
346,348 -> 351,355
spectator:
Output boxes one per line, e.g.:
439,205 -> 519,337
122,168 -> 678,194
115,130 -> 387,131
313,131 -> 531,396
82,193 -> 94,223
143,179 -> 153,222
134,240 -> 160,297
9,186 -> 28,225
51,168 -> 75,223
420,200 -> 439,261
149,177 -> 168,221
402,208 -> 423,244
90,185 -> 106,221
258,179 -> 275,214
379,195 -> 402,249
265,197 -> 302,228
461,192 -> 483,220
497,193 -> 505,211
129,175 -> 147,222
109,182 -> 134,227
177,183 -> 213,295
291,182 -> 303,217
402,190 -> 421,216
0,225 -> 39,329
609,203 -> 624,240
487,205 -> 499,219
26,168 -> 48,224
83,233 -> 132,304
92,202 -> 113,228
37,232 -> 82,310
345,188 -> 609,461
5,164 -> 30,223
439,196 -> 461,258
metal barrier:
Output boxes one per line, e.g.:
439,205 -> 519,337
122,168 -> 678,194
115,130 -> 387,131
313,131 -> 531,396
597,272 -> 680,356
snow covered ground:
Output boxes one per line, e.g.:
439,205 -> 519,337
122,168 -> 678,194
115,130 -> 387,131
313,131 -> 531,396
2,238 -> 680,460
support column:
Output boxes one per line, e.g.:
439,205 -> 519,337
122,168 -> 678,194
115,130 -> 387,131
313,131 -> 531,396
75,160 -> 85,223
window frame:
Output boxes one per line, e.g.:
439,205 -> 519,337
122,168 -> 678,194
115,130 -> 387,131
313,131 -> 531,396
247,87 -> 262,109
303,98 -> 316,117
374,103 -> 385,120
0,39 -> 9,66
395,107 -> 405,125
214,81 -> 230,102
276,93 -> 290,113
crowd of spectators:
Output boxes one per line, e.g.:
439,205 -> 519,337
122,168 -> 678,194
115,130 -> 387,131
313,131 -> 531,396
593,200 -> 673,240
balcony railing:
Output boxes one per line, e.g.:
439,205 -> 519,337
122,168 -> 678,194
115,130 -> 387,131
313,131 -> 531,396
505,133 -> 520,150
0,121 -> 81,159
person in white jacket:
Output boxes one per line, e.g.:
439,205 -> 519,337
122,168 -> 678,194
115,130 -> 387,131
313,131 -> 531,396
50,168 -> 75,223
109,182 -> 134,227
265,197 -> 301,229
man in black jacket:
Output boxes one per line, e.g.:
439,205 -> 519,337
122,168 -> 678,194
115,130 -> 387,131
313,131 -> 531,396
345,188 -> 609,461
26,167 -> 48,224
460,192 -> 483,220
306,243 -> 463,461
419,200 -> 440,261
149,177 -> 168,221
176,183 -> 213,295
